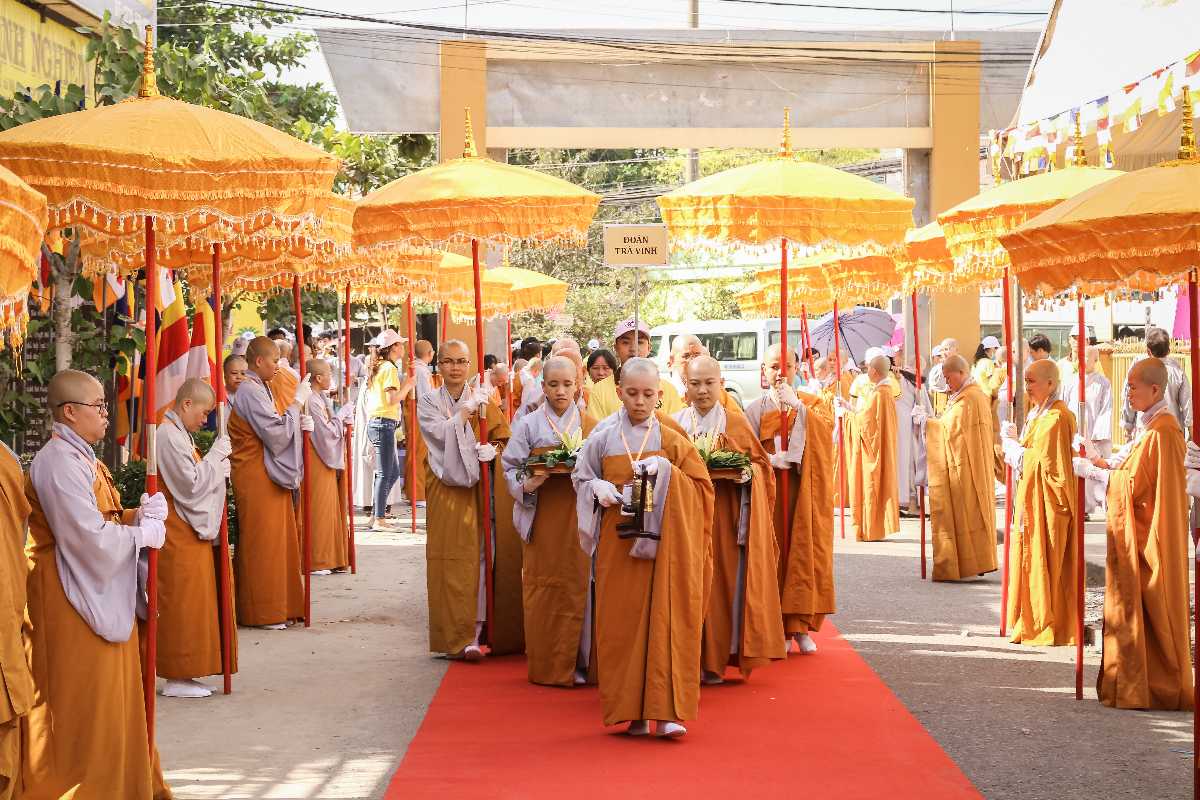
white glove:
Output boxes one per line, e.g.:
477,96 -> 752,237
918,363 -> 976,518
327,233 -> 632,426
204,435 -> 232,462
591,479 -> 623,508
1186,441 -> 1200,471
299,414 -> 315,433
474,387 -> 492,407
776,383 -> 800,410
1187,469 -> 1200,500
735,467 -> 752,484
476,442 -> 497,462
631,457 -> 658,477
1071,457 -> 1092,478
1002,437 -> 1025,470
335,403 -> 355,424
215,458 -> 231,480
137,492 -> 168,524
911,406 -> 928,424
768,452 -> 789,471
1000,421 -> 1018,441
293,381 -> 313,409
137,516 -> 166,550
461,390 -> 483,415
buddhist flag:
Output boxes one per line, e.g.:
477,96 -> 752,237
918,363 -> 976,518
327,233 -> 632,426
186,295 -> 218,386
92,270 -> 124,313
115,351 -> 138,446
154,275 -> 191,421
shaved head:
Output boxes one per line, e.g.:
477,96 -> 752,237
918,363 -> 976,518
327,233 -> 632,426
1129,357 -> 1167,390
174,378 -> 215,407
552,337 -> 581,356
542,355 -> 576,380
275,339 -> 292,360
867,355 -> 890,379
671,333 -> 702,353
1026,357 -> 1060,387
689,355 -> 720,378
246,336 -> 280,366
619,357 -> 659,385
415,339 -> 434,359
48,370 -> 102,423
942,354 -> 969,376
438,339 -> 469,360
306,359 -> 332,379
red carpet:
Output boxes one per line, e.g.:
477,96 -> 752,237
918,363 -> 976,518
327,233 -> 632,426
384,624 -> 980,799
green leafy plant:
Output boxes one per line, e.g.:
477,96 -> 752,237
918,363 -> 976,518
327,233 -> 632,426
690,430 -> 751,470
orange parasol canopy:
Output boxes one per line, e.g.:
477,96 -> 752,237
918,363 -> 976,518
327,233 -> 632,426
0,164 -> 47,349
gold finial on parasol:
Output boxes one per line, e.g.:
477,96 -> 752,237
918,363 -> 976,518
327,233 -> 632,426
1179,86 -> 1197,161
463,107 -> 479,158
139,25 -> 159,99
1070,113 -> 1088,168
779,107 -> 793,158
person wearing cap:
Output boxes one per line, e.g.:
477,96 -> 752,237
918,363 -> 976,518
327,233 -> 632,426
587,318 -> 684,422
972,336 -> 1004,399
842,353 -> 900,541
402,339 -> 438,510
1064,344 -> 1113,515
365,330 -> 415,532
912,355 -> 998,581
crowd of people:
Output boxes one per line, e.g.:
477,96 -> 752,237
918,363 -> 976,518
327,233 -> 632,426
0,314 -> 1195,796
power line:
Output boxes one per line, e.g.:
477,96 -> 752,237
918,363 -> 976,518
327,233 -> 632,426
709,0 -> 1046,14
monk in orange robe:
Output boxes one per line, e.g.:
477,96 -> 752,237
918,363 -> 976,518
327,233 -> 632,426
23,370 -> 170,798
405,339 -> 436,506
572,357 -> 714,738
156,379 -> 237,698
0,439 -> 33,799
675,356 -> 784,682
417,340 -> 521,660
269,339 -> 300,414
745,346 -> 836,654
229,337 -> 307,629
502,357 -> 597,686
843,354 -> 900,541
914,355 -> 998,581
1000,359 -> 1078,646
303,360 -> 352,573
1082,359 -> 1192,709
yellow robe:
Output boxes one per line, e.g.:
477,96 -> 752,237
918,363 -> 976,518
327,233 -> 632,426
699,410 -> 785,678
1098,411 -> 1194,710
926,382 -> 999,581
592,420 -> 713,725
521,414 -> 598,687
1007,400 -> 1079,646
405,398 -> 427,503
159,449 -> 238,679
269,368 -> 299,415
306,439 -> 350,572
848,382 -> 900,541
424,402 -> 523,655
586,374 -> 684,421
23,464 -> 168,799
229,409 -> 305,626
0,449 -> 32,800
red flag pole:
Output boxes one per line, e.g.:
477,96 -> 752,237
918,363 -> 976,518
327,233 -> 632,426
294,277 -> 313,627
471,239 -> 496,644
1074,299 -> 1086,700
506,317 -> 514,420
406,292 -> 417,536
800,304 -> 815,379
1188,270 -> 1200,799
344,283 -> 356,575
441,302 -> 449,343
1001,267 -> 1015,636
211,244 -> 233,695
834,298 -> 847,540
912,291 -> 927,580
142,218 -> 159,752
778,238 -> 792,567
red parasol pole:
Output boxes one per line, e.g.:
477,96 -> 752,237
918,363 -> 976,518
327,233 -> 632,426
471,239 -> 496,644
800,304 -> 815,380
406,293 -> 418,536
1187,271 -> 1199,790
505,317 -> 514,420
912,291 -> 927,580
344,283 -> 356,575
1074,299 -> 1086,700
441,302 -> 449,344
294,278 -> 313,627
834,298 -> 847,540
1001,268 -> 1015,637
142,218 -> 159,753
778,238 -> 792,567
211,244 -> 233,695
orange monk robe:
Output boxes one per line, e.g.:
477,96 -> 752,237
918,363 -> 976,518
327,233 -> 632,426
23,432 -> 169,799
846,379 -> 900,541
924,382 -> 999,581
1097,409 -> 1194,710
745,393 -> 837,636
676,404 -> 785,678
0,445 -> 33,800
156,413 -> 238,680
1004,399 -> 1078,646
228,374 -> 305,626
573,411 -> 714,726
405,360 -> 437,504
269,366 -> 299,415
305,394 -> 350,571
502,406 -> 598,686
417,389 -> 522,655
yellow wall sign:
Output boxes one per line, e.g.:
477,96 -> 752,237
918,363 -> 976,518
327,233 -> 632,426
602,224 -> 670,267
0,0 -> 92,100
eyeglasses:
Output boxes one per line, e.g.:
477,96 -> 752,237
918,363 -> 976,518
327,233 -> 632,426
439,358 -> 470,367
57,400 -> 108,415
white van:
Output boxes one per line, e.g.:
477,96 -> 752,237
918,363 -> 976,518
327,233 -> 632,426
649,318 -> 808,407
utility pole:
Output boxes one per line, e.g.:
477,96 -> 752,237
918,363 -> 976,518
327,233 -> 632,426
684,0 -> 700,183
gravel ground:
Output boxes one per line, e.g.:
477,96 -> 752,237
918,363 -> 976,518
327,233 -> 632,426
156,506 -> 1194,799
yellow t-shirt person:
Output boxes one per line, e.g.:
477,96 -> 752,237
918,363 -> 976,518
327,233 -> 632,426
366,361 -> 402,421
586,373 -> 684,421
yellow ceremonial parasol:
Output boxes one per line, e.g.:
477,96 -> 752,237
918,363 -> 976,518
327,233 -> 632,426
0,164 -> 47,350
0,27 -> 338,728
1000,93 -> 1200,718
353,110 -> 599,642
897,221 -> 959,295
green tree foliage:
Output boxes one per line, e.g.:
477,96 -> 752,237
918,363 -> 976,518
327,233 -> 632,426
294,121 -> 434,196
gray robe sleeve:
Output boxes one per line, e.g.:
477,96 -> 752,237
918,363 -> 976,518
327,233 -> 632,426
230,379 -> 303,490
417,390 -> 480,488
782,402 -> 808,465
307,394 -> 345,471
571,428 -> 608,556
501,416 -> 537,542
157,419 -> 225,542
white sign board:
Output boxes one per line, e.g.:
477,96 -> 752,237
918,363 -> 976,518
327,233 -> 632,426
603,224 -> 670,267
